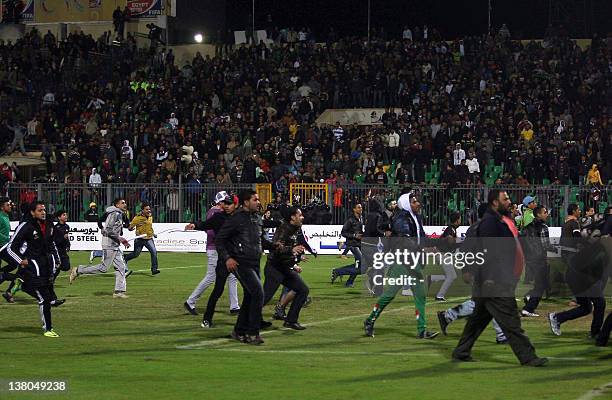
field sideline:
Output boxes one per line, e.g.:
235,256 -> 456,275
0,252 -> 611,400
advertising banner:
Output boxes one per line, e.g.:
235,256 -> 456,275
7,223 -> 562,255
36,0 -> 122,23
127,0 -> 162,18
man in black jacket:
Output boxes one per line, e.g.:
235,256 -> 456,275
548,203 -> 608,339
452,189 -> 547,366
521,206 -> 555,316
5,201 -> 63,337
331,203 -> 364,287
262,206 -> 308,330
52,210 -> 71,281
362,197 -> 390,296
216,190 -> 278,345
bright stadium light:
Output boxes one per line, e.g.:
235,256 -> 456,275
194,33 -> 203,43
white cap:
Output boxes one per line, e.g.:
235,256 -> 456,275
214,191 -> 231,204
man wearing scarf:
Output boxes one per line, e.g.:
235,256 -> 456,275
364,191 -> 439,339
452,189 -> 548,366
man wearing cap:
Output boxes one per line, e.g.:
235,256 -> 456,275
124,202 -> 160,275
85,202 -> 99,222
517,196 -> 536,231
183,191 -> 240,316
517,195 -> 537,284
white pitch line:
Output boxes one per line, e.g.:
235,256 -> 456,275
576,381 -> 612,400
177,304 -> 454,350
193,348 -> 588,362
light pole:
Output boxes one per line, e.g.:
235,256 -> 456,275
367,0 -> 371,43
252,0 -> 255,43
488,0 -> 492,34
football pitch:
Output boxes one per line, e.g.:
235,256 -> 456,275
0,252 -> 610,400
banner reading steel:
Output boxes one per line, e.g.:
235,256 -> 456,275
35,0 -> 122,23
127,0 -> 161,18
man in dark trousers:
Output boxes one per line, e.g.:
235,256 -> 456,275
262,206 -> 308,330
5,201 -> 64,337
452,189 -> 548,366
52,210 -> 71,281
520,206 -> 555,317
548,203 -> 607,339
362,197 -> 391,297
215,190 -> 279,345
331,203 -> 364,287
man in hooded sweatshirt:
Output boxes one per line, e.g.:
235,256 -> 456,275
69,198 -> 132,298
363,191 -> 439,339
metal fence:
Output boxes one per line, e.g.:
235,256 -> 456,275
6,182 -> 256,223
325,183 -> 610,226
5,182 -> 610,226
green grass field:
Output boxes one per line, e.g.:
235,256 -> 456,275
0,252 -> 611,400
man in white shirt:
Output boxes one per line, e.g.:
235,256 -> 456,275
169,113 -> 179,130
27,116 -> 39,138
388,130 -> 400,162
465,152 -> 480,182
402,26 -> 412,41
332,122 -> 344,153
453,143 -> 466,166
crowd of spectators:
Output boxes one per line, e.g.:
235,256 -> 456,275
0,24 -> 610,203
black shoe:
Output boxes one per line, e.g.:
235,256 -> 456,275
273,304 -> 286,320
125,269 -> 133,278
201,320 -> 213,328
417,330 -> 439,339
452,355 -> 475,362
230,308 -> 241,315
345,282 -> 354,288
437,311 -> 449,336
260,320 -> 273,329
245,335 -> 264,345
2,292 -> 15,303
496,338 -> 509,344
304,296 -> 312,307
331,270 -> 339,284
283,321 -> 306,330
230,330 -> 246,343
364,319 -> 375,337
522,357 -> 548,367
183,302 -> 198,315
51,299 -> 66,307
152,270 -> 160,275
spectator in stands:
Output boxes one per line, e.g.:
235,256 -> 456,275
587,164 -> 603,186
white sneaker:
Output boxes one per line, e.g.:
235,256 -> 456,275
521,310 -> 540,317
401,289 -> 413,296
113,292 -> 129,299
548,313 -> 561,336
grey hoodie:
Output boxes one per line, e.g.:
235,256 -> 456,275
101,206 -> 124,250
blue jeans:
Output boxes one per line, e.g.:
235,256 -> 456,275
332,246 -> 363,285
124,238 -> 159,271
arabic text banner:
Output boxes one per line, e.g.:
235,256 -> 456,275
7,223 -> 562,255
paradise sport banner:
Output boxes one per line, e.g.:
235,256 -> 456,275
8,223 -> 563,255
127,0 -> 162,18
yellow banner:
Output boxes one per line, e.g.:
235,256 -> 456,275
36,0 -> 125,23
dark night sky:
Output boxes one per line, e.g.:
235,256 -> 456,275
174,0 -> 611,44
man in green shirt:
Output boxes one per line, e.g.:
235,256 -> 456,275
516,196 -> 537,231
0,197 -> 16,302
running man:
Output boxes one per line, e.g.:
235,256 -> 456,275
70,198 -> 131,298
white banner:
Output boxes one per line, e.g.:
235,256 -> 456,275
8,223 -> 562,255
